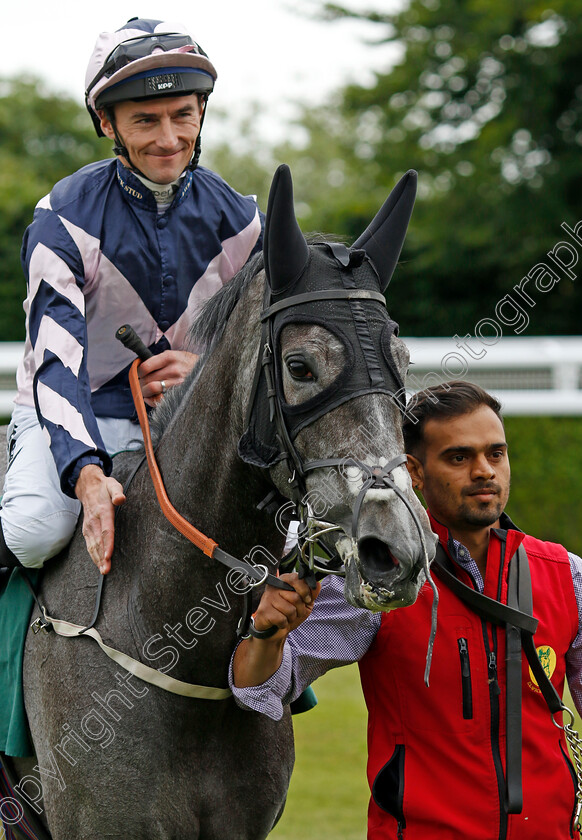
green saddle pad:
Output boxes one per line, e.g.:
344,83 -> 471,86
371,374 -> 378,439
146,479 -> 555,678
0,569 -> 39,757
290,685 -> 318,715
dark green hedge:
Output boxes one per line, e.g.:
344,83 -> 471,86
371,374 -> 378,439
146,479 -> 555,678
504,416 -> 582,557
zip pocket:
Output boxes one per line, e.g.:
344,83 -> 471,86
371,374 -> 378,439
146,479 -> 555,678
458,638 -> 473,720
372,743 -> 406,832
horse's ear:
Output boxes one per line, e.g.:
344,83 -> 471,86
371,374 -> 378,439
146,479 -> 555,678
353,169 -> 417,292
264,164 -> 309,297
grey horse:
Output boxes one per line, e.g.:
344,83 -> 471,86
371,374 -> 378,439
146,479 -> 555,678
4,164 -> 435,839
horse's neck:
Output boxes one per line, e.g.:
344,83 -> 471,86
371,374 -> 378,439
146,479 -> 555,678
156,426 -> 277,558
107,275 -> 285,664
152,339 -> 281,561
112,378 -> 281,686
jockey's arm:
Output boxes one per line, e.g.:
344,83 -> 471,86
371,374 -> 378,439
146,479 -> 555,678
233,573 -> 321,687
74,464 -> 126,574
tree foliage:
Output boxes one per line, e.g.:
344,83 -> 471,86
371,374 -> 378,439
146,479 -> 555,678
0,78 -> 107,340
504,416 -> 582,555
264,0 -> 582,337
3,2 -> 582,341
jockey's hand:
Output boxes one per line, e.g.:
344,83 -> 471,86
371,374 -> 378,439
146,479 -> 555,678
137,350 -> 199,407
233,573 -> 321,688
252,572 -> 321,641
75,464 -> 126,575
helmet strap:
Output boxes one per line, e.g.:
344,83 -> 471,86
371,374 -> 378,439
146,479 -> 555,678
188,94 -> 208,172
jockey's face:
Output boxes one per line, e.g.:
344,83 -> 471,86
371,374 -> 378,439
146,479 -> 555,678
99,94 -> 203,183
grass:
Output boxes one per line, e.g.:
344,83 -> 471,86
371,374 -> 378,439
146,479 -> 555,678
269,663 -> 369,840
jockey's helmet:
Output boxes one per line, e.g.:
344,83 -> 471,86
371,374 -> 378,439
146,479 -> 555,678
85,18 -> 217,138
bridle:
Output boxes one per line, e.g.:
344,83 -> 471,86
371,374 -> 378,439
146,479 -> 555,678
250,284 -> 440,680
255,286 -> 396,494
25,277 -> 439,697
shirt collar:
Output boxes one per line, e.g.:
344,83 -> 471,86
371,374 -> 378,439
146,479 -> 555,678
115,160 -> 193,211
428,510 -> 521,593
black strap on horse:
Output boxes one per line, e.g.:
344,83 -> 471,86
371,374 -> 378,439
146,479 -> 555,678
433,541 -> 569,815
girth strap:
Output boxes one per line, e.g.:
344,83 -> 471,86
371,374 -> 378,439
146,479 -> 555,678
39,610 -> 232,700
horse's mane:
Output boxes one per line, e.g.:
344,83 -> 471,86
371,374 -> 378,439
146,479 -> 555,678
190,250 -> 265,350
148,250 -> 265,443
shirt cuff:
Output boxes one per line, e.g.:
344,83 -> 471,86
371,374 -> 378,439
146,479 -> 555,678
229,642 -> 293,721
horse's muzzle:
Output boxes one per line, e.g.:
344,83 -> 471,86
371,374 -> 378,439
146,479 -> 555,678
340,534 -> 426,612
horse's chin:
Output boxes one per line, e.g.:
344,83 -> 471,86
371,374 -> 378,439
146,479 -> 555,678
337,535 -> 425,613
343,558 -> 424,612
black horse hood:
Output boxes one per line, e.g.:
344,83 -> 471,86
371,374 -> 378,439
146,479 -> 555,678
238,164 -> 417,469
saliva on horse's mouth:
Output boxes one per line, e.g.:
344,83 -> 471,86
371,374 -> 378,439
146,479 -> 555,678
335,533 -> 402,577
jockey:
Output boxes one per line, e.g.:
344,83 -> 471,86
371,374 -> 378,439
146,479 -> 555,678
0,18 -> 263,576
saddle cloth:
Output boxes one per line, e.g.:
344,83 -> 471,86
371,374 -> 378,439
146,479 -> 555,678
0,570 -> 38,759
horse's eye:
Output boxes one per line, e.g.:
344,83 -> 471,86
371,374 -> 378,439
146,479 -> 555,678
286,357 -> 314,380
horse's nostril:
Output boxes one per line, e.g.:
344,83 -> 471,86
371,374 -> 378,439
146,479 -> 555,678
358,536 -> 399,578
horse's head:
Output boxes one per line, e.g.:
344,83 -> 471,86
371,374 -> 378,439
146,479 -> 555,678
238,165 -> 436,611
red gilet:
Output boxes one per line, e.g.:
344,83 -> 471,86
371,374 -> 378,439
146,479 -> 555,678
358,513 -> 579,840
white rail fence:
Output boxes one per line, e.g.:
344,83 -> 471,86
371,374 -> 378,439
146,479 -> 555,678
404,336 -> 582,415
1,337 -> 582,416
0,343 -> 26,418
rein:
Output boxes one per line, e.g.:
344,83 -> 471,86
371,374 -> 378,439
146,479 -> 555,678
126,357 -> 295,643
127,358 -> 291,594
118,323 -> 294,602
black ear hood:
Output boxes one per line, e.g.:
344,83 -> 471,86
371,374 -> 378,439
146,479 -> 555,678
264,164 -> 417,295
238,165 -> 417,469
352,168 -> 418,291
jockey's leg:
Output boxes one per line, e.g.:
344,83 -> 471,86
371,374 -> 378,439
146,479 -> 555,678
0,407 -> 144,570
0,524 -> 22,567
1,406 -> 80,570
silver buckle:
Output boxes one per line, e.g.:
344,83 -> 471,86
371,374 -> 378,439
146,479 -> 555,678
30,616 -> 53,635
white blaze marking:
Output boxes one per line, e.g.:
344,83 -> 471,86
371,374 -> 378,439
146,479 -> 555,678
345,457 -> 410,500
